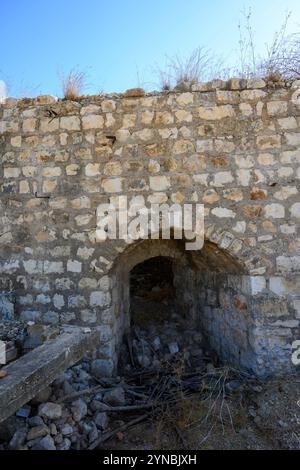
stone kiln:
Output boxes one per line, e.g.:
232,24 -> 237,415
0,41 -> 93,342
1,78 -> 300,377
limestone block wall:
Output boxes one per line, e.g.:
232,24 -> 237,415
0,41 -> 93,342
1,78 -> 300,376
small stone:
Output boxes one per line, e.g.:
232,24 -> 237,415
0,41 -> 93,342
94,412 -> 109,430
61,424 -> 73,436
103,387 -> 125,406
168,342 -> 179,355
38,402 -> 62,420
9,429 -> 27,450
27,425 -> 49,441
32,435 -> 56,450
71,398 -> 87,422
28,416 -> 44,427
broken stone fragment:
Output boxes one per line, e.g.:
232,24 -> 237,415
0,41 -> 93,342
38,402 -> 62,420
94,411 -> 109,430
27,425 -> 49,441
168,342 -> 179,355
103,386 -> 125,406
71,398 -> 87,422
32,434 -> 56,450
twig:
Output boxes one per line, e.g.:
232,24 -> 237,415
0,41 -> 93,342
88,413 -> 150,449
57,385 -> 102,403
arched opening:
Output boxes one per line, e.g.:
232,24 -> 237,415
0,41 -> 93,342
109,238 -> 255,375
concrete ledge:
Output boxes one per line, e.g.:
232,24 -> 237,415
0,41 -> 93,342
0,326 -> 100,423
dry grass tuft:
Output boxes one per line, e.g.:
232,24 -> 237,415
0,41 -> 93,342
60,68 -> 88,100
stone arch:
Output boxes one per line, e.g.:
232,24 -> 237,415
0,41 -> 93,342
103,234 -> 260,375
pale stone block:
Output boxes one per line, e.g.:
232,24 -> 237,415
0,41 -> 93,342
196,139 -> 213,152
60,116 -> 80,131
293,300 -> 300,319
79,277 -> 98,289
80,104 -> 101,115
90,291 -> 111,307
264,203 -> 285,218
102,178 -> 124,193
211,171 -> 233,187
53,294 -> 65,310
75,214 -> 93,226
276,256 -> 300,273
211,207 -> 236,218
285,133 -> 300,146
176,92 -> 193,105
71,196 -> 91,209
141,110 -> 154,125
67,260 -> 82,273
149,176 -> 170,191
68,295 -> 86,308
155,111 -> 174,125
42,180 -> 57,193
19,180 -> 30,193
277,117 -> 297,129
267,101 -> 288,115
44,261 -> 64,274
233,221 -> 246,233
42,167 -> 62,177
11,135 -> 21,147
175,110 -> 192,122
82,114 -> 104,129
122,114 -> 136,128
23,260 -> 42,274
239,103 -> 252,115
236,169 -> 251,186
173,139 -> 195,154
36,294 -> 51,304
115,129 -> 131,142
40,118 -> 59,132
235,155 -> 254,168
98,275 -> 111,292
240,89 -> 266,100
23,118 -> 37,133
148,160 -> 160,173
133,128 -> 155,141
250,276 -> 266,295
4,167 -> 20,178
274,186 -> 297,200
290,203 -> 300,218
101,100 -> 116,112
257,135 -> 281,149
85,163 -> 100,176
77,247 -> 95,259
81,309 -> 97,323
103,162 -> 122,176
147,193 -> 168,204
22,166 -> 37,177
197,105 -> 235,120
66,164 -> 80,175
193,174 -> 208,186
277,167 -> 293,178
257,153 -> 275,166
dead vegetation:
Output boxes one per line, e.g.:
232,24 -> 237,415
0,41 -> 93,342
60,68 -> 89,100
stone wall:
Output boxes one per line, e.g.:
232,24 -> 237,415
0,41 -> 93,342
1,78 -> 300,376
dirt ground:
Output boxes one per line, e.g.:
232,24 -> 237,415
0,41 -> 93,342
100,374 -> 300,450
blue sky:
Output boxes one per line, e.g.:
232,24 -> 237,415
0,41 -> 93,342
1,0 -> 300,96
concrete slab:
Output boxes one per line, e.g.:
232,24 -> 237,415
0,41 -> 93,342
0,326 -> 100,422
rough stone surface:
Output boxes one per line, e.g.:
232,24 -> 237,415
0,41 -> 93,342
1,82 -> 300,377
